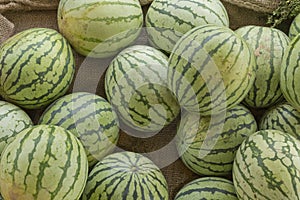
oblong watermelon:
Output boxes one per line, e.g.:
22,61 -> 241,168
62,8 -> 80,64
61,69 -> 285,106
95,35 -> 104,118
82,151 -> 168,200
105,45 -> 180,133
174,177 -> 237,200
289,13 -> 300,40
57,0 -> 143,58
0,125 -> 88,200
0,28 -> 75,109
233,129 -> 300,199
281,33 -> 300,112
38,92 -> 120,167
259,102 -> 300,139
0,101 -> 33,155
168,24 -> 256,116
235,25 -> 290,108
146,0 -> 229,53
176,104 -> 257,176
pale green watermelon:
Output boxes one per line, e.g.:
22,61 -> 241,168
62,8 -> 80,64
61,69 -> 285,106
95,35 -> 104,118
289,13 -> 300,40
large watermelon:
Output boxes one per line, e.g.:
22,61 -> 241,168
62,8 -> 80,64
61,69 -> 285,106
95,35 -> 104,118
145,0 -> 229,53
235,26 -> 290,108
174,177 -> 237,200
233,130 -> 300,199
281,33 -> 300,112
0,28 -> 75,109
38,92 -> 120,167
176,104 -> 257,176
105,45 -> 180,133
82,151 -> 168,200
168,24 -> 256,116
57,0 -> 143,58
259,102 -> 300,139
289,13 -> 300,40
0,101 -> 33,155
0,125 -> 88,200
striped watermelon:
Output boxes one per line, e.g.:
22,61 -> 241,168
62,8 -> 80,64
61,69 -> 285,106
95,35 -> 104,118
176,104 -> 257,176
0,101 -> 33,155
145,0 -> 229,53
57,0 -> 143,58
233,129 -> 300,199
281,33 -> 300,112
289,13 -> 300,40
260,102 -> 300,139
0,28 -> 75,109
168,24 -> 256,116
174,177 -> 237,200
105,45 -> 180,133
235,26 -> 290,108
82,151 -> 168,200
38,92 -> 120,167
0,125 -> 88,200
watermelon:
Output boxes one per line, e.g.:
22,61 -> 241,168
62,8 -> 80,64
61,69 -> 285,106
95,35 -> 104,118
176,104 -> 257,176
57,0 -> 143,58
233,129 -> 300,199
259,102 -> 300,139
0,125 -> 88,200
0,101 -> 33,155
145,0 -> 229,53
174,177 -> 237,200
235,25 -> 290,108
281,33 -> 300,112
0,28 -> 75,109
82,151 -> 168,200
38,92 -> 120,167
289,13 -> 300,40
105,45 -> 180,133
168,24 -> 256,116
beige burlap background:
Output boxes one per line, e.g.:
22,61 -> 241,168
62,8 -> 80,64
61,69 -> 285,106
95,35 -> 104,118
0,0 -> 290,199
222,0 -> 281,13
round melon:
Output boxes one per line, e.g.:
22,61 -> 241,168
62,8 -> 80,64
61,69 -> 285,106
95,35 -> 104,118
260,102 -> 300,139
0,125 -> 88,200
57,0 -> 143,58
289,13 -> 300,40
146,0 -> 229,53
176,104 -> 257,176
82,151 -> 168,200
0,101 -> 33,155
104,45 -> 180,133
168,24 -> 256,116
38,92 -> 120,167
235,25 -> 290,108
0,28 -> 75,109
233,129 -> 300,199
281,34 -> 300,112
174,177 -> 237,200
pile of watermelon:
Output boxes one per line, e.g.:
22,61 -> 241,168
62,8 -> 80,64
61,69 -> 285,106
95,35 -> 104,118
0,0 -> 300,199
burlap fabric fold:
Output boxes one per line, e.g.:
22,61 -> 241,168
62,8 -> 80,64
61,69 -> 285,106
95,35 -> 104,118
0,14 -> 14,43
221,0 -> 281,13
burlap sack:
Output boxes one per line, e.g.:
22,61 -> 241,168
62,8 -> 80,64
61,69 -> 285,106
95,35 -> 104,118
0,14 -> 14,43
221,0 -> 281,13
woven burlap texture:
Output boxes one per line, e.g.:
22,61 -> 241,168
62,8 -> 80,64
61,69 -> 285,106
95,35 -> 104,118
221,0 -> 281,13
0,14 -> 14,43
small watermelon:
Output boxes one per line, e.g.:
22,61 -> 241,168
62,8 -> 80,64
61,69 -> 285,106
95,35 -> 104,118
38,92 -> 120,167
281,34 -> 300,112
174,177 -> 237,200
57,0 -> 143,58
0,28 -> 75,109
105,45 -> 180,133
233,129 -> 300,199
235,25 -> 290,108
0,101 -> 33,155
259,102 -> 300,139
0,125 -> 88,200
289,13 -> 300,40
146,0 -> 229,53
82,151 -> 168,200
176,104 -> 257,176
168,24 -> 255,116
